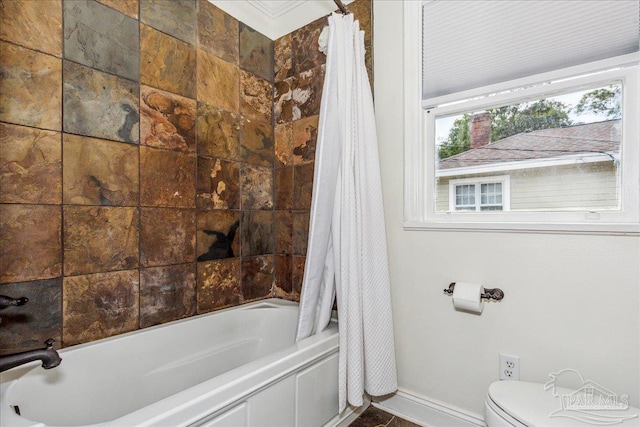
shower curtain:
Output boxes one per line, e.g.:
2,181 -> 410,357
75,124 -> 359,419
294,13 -> 398,412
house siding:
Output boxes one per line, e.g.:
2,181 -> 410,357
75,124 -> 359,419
436,162 -> 618,212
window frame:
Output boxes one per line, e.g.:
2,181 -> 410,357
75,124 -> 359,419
448,176 -> 511,212
403,0 -> 640,234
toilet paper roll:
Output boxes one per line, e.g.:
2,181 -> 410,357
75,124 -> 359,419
452,281 -> 484,313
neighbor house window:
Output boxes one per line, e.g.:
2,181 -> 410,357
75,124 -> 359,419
402,0 -> 639,233
448,176 -> 510,212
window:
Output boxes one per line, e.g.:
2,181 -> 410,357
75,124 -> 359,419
448,177 -> 510,212
403,1 -> 640,233
434,83 -> 623,215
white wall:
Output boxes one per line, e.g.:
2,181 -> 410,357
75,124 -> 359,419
373,0 -> 640,418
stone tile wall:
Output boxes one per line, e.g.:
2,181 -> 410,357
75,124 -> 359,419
0,0 -> 372,354
272,0 -> 373,300
0,0 -> 274,353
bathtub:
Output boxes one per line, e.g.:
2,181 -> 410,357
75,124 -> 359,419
0,298 -> 356,427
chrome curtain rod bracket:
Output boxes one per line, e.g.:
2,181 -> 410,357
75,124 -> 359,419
333,0 -> 351,15
443,282 -> 505,301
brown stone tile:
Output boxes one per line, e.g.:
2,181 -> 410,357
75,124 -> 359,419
0,41 -> 62,131
240,118 -> 273,167
140,207 -> 195,267
274,33 -> 293,82
141,85 -> 196,153
275,67 -> 325,123
197,48 -> 239,113
63,133 -> 139,206
241,255 -> 274,301
63,206 -> 139,275
63,270 -> 139,346
387,415 -> 422,427
351,0 -> 373,44
292,115 -> 318,165
196,210 -> 240,261
197,258 -> 241,313
140,24 -> 196,98
63,0 -> 139,81
274,167 -> 293,210
295,67 -> 325,119
239,23 -> 273,82
140,0 -> 196,45
0,123 -> 61,204
196,103 -> 241,160
274,78 -> 294,124
0,204 -> 61,284
275,122 -> 293,167
197,0 -> 238,64
95,0 -> 139,18
292,255 -> 305,295
348,406 -> 394,427
293,163 -> 314,210
196,157 -> 240,210
0,0 -> 62,57
0,278 -> 62,355
140,263 -> 196,328
274,254 -> 292,295
63,60 -> 139,143
293,211 -> 310,256
240,70 -> 273,124
241,210 -> 274,256
274,210 -> 293,254
292,17 -> 326,74
140,146 -> 196,207
241,164 -> 273,210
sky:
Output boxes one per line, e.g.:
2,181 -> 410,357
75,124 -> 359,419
435,84 -> 619,144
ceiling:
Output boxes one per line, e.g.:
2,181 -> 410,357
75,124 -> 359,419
248,1 -> 309,18
209,0 -> 354,40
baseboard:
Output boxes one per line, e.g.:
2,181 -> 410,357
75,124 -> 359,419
372,389 -> 486,427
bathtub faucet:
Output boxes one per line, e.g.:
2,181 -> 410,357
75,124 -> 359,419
0,339 -> 62,372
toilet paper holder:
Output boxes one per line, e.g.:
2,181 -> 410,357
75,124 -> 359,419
443,282 -> 504,301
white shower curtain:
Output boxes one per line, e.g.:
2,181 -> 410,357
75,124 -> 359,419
294,13 -> 398,412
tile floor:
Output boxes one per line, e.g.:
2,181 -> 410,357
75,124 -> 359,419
348,405 -> 421,427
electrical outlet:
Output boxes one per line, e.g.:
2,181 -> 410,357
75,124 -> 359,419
499,353 -> 520,381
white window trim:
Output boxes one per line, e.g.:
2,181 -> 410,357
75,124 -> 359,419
448,176 -> 511,212
403,1 -> 640,235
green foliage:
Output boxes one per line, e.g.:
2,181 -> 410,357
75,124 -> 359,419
574,85 -> 621,119
438,99 -> 572,160
437,114 -> 470,160
488,100 -> 572,142
437,85 -> 620,160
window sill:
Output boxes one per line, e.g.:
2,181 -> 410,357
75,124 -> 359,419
402,220 -> 640,236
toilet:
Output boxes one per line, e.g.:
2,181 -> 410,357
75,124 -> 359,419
485,381 -> 639,426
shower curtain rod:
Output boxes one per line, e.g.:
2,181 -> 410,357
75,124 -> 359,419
333,0 -> 351,14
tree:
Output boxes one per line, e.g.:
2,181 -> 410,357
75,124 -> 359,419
574,85 -> 621,120
438,99 -> 572,160
437,114 -> 470,160
488,99 -> 572,142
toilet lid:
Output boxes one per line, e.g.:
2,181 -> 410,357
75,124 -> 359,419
488,381 -> 639,427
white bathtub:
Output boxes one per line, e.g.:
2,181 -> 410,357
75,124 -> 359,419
0,299 -> 355,427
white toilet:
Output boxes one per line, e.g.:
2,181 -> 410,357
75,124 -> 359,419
485,380 -> 639,426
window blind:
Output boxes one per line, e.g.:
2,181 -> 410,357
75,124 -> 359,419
422,0 -> 640,101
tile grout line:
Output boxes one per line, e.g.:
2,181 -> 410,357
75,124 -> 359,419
137,0 -> 142,331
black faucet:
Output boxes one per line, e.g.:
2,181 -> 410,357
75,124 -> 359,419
0,339 -> 62,372
0,295 -> 62,372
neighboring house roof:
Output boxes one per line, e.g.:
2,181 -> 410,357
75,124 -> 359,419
439,120 -> 621,170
